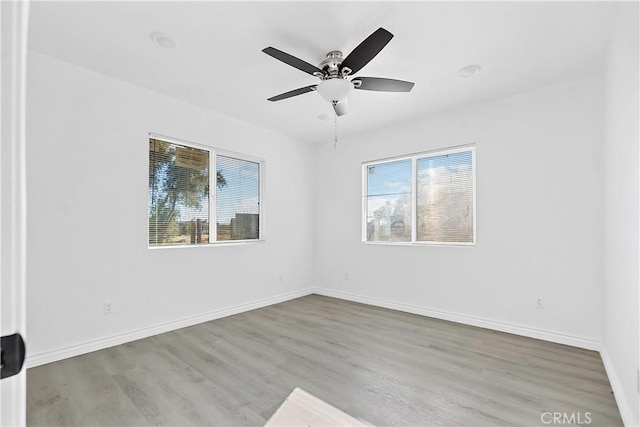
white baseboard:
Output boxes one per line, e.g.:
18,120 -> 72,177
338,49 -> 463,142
28,286 -> 624,422
26,288 -> 315,368
313,288 -> 601,351
26,286 -> 600,367
600,346 -> 636,426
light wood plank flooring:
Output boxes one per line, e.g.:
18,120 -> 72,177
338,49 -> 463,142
27,295 -> 622,426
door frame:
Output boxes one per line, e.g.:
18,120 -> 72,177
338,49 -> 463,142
1,0 -> 30,425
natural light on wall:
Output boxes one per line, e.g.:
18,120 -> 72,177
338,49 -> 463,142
363,145 -> 476,245
148,137 -> 262,247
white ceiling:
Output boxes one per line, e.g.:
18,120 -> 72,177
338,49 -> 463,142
28,1 -> 619,144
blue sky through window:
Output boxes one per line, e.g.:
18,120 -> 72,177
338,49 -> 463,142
417,150 -> 472,180
367,150 -> 473,198
367,158 -> 412,197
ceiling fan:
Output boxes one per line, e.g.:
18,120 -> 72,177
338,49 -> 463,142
263,27 -> 415,116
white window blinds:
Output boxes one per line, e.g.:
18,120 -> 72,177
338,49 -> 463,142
364,146 -> 475,245
149,139 -> 210,246
148,137 -> 263,247
416,150 -> 474,243
215,155 -> 260,241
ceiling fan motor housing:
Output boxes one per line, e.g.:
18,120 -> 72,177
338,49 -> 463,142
319,51 -> 347,78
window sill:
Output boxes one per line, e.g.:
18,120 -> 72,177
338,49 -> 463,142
148,239 -> 266,249
362,241 -> 475,248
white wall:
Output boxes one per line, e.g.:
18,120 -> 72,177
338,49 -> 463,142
602,3 -> 640,426
314,75 -> 604,348
25,52 -> 315,364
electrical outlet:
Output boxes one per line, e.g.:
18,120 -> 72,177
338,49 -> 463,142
344,273 -> 349,281
104,300 -> 114,315
278,274 -> 285,284
536,297 -> 544,309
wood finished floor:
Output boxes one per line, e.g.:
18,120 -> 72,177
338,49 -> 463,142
27,295 -> 622,426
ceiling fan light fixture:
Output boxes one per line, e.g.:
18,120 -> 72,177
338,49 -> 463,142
316,78 -> 353,103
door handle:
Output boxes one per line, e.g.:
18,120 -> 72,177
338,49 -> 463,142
1,333 -> 26,379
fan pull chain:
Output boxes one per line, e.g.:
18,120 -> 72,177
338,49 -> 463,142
334,114 -> 338,149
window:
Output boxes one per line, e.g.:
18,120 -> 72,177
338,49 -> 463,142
215,155 -> 260,241
365,159 -> 413,242
364,145 -> 475,245
148,136 -> 263,247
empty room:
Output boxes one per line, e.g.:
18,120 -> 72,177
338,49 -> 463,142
1,0 -> 638,426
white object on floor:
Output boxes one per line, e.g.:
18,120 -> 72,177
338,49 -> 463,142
265,387 -> 371,426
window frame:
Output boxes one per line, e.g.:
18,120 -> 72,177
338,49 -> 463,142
148,133 -> 265,248
362,144 -> 476,247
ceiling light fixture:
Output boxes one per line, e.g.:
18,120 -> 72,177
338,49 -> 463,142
459,64 -> 482,78
150,32 -> 177,49
315,78 -> 353,103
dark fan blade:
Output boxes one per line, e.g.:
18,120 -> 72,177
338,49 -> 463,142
333,100 -> 348,116
339,28 -> 394,76
262,47 -> 323,76
352,77 -> 414,92
267,85 -> 317,102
